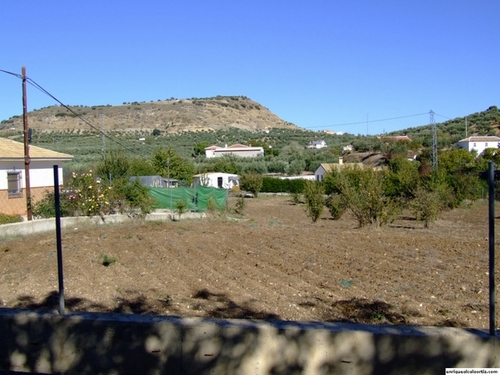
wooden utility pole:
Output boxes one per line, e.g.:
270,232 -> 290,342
22,66 -> 32,220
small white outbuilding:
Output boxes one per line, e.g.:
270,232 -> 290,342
193,173 -> 239,189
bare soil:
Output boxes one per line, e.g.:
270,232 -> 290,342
0,195 -> 498,329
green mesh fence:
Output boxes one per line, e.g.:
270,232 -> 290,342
149,186 -> 228,211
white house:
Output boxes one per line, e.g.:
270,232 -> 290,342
205,144 -> 264,158
193,172 -> 239,189
308,140 -> 327,149
0,137 -> 73,216
457,136 -> 500,155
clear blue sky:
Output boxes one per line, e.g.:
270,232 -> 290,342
1,1 -> 499,135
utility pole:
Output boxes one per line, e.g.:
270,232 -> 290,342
167,157 -> 172,210
101,113 -> 105,152
430,110 -> 438,170
22,66 -> 33,221
465,117 -> 468,138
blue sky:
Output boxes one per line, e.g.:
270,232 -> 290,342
1,1 -> 499,135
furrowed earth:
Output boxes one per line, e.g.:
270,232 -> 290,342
0,195 -> 497,329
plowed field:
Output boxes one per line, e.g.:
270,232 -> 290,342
1,195 -> 497,329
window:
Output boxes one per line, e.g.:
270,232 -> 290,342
486,143 -> 488,147
7,171 -> 22,196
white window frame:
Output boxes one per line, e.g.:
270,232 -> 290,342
7,171 -> 22,196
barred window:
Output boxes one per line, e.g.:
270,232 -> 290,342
7,171 -> 22,196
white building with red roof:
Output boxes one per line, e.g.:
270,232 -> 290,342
205,144 -> 264,158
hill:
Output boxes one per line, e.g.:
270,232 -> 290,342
390,105 -> 500,147
0,96 -> 299,134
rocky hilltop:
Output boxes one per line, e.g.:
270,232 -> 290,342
0,96 -> 299,134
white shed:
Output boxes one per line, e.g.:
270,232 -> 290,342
193,173 -> 239,189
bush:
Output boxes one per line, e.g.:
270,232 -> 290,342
234,195 -> 245,214
32,189 -> 78,218
408,187 -> 442,228
303,181 -> 325,223
175,200 -> 188,219
339,168 -> 401,228
112,179 -> 154,217
0,213 -> 23,225
240,172 -> 263,197
261,177 -> 305,193
326,193 -> 347,220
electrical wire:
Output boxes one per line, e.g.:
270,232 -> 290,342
0,68 -> 139,154
27,78 -> 138,155
0,69 -> 22,79
306,112 -> 430,129
1,68 -> 453,139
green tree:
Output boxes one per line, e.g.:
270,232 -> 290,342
339,168 -> 401,228
240,172 -> 263,197
303,181 -> 325,223
193,141 -> 211,156
95,149 -> 130,182
409,186 -> 442,228
384,157 -> 420,199
129,157 -> 156,176
151,147 -> 196,184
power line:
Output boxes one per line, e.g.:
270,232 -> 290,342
0,69 -> 22,79
307,112 -> 430,129
0,68 -> 139,155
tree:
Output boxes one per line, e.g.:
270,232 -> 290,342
193,141 -> 211,156
151,147 -> 196,184
95,149 -> 130,182
409,187 -> 442,228
303,181 -> 325,223
339,168 -> 400,228
240,172 -> 263,197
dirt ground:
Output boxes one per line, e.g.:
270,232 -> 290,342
0,195 -> 498,329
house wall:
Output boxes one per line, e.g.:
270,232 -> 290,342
458,139 -> 500,155
194,174 -> 238,189
213,150 -> 263,158
0,161 -> 65,216
0,161 -> 64,190
315,166 -> 327,182
0,186 -> 51,216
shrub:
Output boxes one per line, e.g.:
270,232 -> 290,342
303,181 -> 325,223
0,213 -> 23,225
234,195 -> 245,214
291,191 -> 302,205
112,179 -> 154,217
339,168 -> 401,228
261,177 -> 305,193
207,196 -> 217,212
175,200 -> 188,219
101,254 -> 117,267
326,193 -> 347,220
32,189 -> 78,218
240,172 -> 263,197
408,187 -> 442,228
67,171 -> 113,217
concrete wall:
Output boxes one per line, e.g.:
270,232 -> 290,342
0,308 -> 498,375
0,211 -> 205,238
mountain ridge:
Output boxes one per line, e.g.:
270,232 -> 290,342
0,96 -> 299,134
